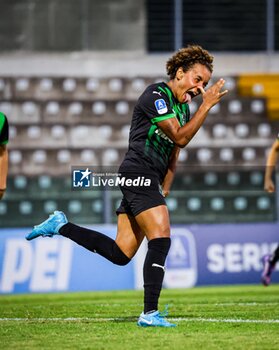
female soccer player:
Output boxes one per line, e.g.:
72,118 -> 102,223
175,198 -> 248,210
0,112 -> 9,200
26,45 -> 228,327
262,134 -> 279,286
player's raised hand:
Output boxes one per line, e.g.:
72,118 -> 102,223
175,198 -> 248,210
199,78 -> 228,109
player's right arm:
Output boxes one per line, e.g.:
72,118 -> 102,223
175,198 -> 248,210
157,79 -> 227,148
264,137 -> 279,193
0,144 -> 8,200
0,113 -> 9,200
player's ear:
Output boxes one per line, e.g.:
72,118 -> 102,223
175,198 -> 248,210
176,67 -> 184,81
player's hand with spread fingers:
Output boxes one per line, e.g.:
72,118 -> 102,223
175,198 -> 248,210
199,78 -> 228,109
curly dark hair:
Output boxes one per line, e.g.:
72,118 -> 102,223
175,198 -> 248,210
166,45 -> 214,80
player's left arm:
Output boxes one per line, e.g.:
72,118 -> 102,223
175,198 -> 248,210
264,138 -> 279,192
0,144 -> 8,200
161,146 -> 180,197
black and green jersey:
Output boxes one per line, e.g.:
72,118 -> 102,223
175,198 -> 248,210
120,82 -> 190,182
0,112 -> 9,145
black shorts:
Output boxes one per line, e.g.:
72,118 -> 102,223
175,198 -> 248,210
116,172 -> 166,217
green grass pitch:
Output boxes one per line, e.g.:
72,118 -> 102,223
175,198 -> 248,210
0,285 -> 279,349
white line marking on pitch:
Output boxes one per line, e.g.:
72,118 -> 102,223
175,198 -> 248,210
0,317 -> 279,324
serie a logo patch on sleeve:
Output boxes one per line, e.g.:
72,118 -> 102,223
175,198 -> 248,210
154,98 -> 168,115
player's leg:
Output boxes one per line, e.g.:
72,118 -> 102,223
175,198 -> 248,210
115,213 -> 145,259
26,211 -> 144,265
135,205 -> 175,327
261,244 -> 279,286
270,244 -> 279,266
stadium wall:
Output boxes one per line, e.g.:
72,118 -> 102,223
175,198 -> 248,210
0,223 -> 278,294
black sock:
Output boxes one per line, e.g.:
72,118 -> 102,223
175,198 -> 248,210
59,223 -> 130,266
143,237 -> 171,314
270,244 -> 279,266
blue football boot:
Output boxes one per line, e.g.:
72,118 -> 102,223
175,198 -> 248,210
137,310 -> 176,328
25,211 -> 68,241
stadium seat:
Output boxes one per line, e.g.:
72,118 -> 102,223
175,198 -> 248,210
210,197 -> 225,211
92,101 -> 106,115
212,124 -> 228,138
234,123 -> 250,138
68,200 -> 82,214
204,172 -> 218,186
249,171 -> 263,186
68,102 -> 83,115
187,197 -> 202,211
165,197 -> 178,212
19,200 -> 33,215
223,77 -> 236,91
46,101 -> 60,115
92,199 -> 104,214
227,171 -> 241,186
131,78 -> 146,92
219,148 -> 234,162
57,149 -> 71,164
27,126 -> 41,139
0,202 -> 7,215
197,148 -> 212,163
16,78 -> 29,92
115,101 -> 129,115
22,101 -> 37,116
228,100 -> 242,114
38,175 -> 52,189
102,149 -> 119,165
44,200 -> 58,213
9,125 -> 17,140
80,149 -> 96,163
9,150 -> 23,165
108,78 -> 123,92
0,78 -> 5,91
32,150 -> 47,164
242,147 -> 256,162
86,78 -> 100,92
99,125 -> 113,139
0,102 -> 12,116
233,197 -> 248,211
14,175 -> 27,189
63,78 -> 77,92
51,125 -> 66,139
257,123 -> 271,138
39,78 -> 53,92
178,149 -> 188,162
121,124 -> 130,139
251,100 -> 264,114
256,196 -> 271,210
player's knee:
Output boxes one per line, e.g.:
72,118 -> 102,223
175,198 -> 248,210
112,243 -> 131,266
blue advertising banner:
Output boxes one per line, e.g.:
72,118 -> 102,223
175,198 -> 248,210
0,223 -> 278,294
0,226 -> 134,294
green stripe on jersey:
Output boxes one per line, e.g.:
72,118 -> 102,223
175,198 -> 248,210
151,114 -> 176,124
0,113 -> 5,134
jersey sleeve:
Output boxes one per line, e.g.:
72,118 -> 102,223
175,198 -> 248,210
0,113 -> 9,145
138,87 -> 176,124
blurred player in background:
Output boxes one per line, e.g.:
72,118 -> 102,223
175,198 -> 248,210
0,112 -> 9,200
262,134 -> 279,286
26,45 -> 228,327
